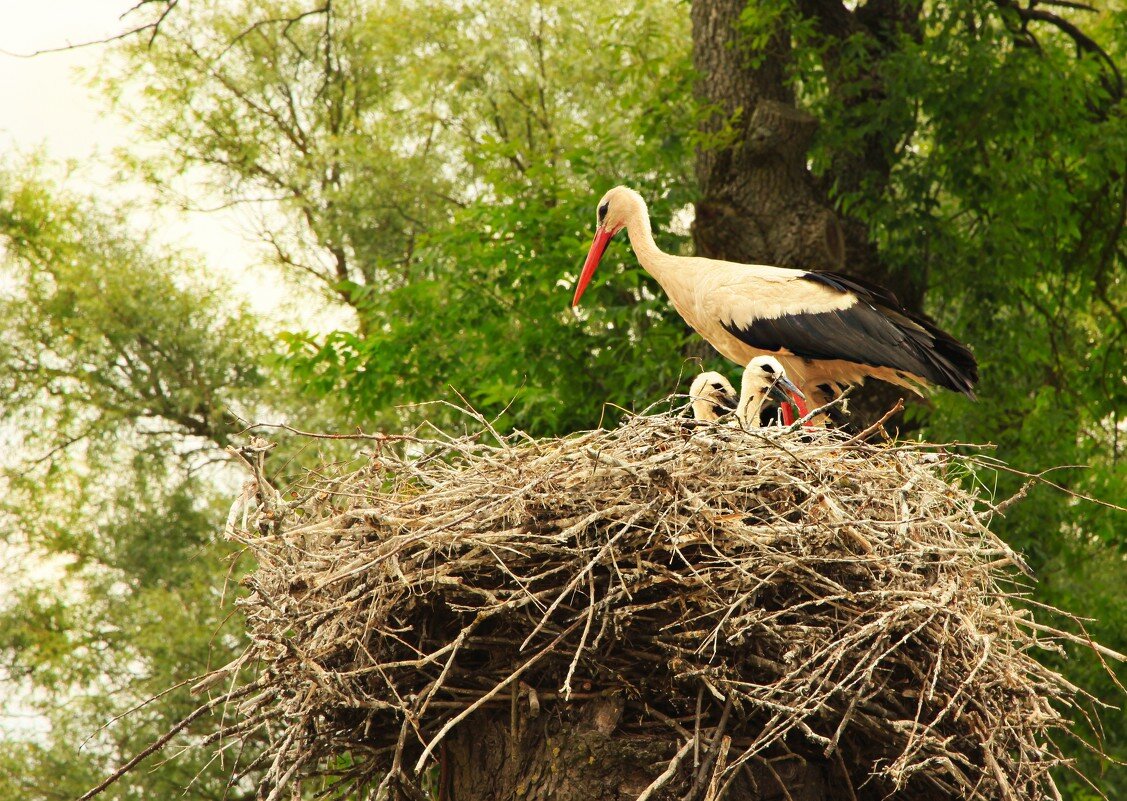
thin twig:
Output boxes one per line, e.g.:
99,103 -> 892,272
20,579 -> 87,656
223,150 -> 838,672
79,685 -> 256,800
636,739 -> 694,801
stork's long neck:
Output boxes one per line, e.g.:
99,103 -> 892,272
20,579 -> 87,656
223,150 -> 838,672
624,201 -> 680,286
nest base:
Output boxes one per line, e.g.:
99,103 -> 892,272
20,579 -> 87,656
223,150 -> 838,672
213,410 -> 1101,801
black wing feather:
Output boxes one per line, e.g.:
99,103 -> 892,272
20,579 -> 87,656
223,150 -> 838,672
723,271 -> 978,398
803,270 -> 904,308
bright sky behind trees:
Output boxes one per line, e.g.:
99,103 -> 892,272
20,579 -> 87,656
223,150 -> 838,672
0,3 -> 294,323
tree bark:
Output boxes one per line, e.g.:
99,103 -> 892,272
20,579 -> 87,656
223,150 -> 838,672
690,0 -> 925,430
446,698 -> 828,801
691,0 -> 846,273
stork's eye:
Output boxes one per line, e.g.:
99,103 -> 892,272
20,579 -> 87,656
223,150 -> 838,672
598,202 -> 609,222
761,363 -> 775,374
711,382 -> 725,390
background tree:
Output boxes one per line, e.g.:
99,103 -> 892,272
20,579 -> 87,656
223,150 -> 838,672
0,161 -> 330,799
104,0 -> 701,435
0,163 -> 245,797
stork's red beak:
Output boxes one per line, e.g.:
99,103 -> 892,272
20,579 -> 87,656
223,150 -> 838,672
572,225 -> 615,306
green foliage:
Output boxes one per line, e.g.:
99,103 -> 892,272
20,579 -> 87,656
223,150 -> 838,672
0,160 -> 267,452
279,183 -> 699,435
0,164 -> 271,799
109,0 -> 701,435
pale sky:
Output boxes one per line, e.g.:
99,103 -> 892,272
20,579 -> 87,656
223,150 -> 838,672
0,2 -> 307,322
0,2 -> 130,156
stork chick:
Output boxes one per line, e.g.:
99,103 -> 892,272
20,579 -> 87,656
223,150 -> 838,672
736,356 -> 805,429
689,371 -> 738,422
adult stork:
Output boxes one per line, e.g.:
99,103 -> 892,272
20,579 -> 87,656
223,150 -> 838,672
736,356 -> 805,429
572,187 -> 978,413
688,371 -> 738,422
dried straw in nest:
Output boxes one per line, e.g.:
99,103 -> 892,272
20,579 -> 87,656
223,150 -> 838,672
199,408 -> 1117,801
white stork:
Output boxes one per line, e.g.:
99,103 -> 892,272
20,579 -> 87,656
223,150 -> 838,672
736,356 -> 805,429
688,371 -> 738,422
572,187 -> 978,413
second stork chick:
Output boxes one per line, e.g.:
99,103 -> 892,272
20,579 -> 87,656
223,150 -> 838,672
737,356 -> 805,429
689,371 -> 738,422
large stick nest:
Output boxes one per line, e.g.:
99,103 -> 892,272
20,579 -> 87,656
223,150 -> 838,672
212,409 -> 1111,801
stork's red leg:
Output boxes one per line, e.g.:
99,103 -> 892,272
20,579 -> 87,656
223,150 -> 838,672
780,403 -> 795,426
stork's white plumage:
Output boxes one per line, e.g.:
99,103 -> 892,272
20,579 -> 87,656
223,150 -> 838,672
688,371 -> 738,422
572,187 -> 978,409
736,356 -> 805,429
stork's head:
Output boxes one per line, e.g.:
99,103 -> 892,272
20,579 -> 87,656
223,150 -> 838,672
572,186 -> 647,306
737,356 -> 806,427
688,371 -> 738,422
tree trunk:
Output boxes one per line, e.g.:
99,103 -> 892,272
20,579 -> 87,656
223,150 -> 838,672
690,0 -> 924,430
445,698 -> 828,801
691,0 -> 845,273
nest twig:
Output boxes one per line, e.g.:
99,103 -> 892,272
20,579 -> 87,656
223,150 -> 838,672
111,407 -> 1123,800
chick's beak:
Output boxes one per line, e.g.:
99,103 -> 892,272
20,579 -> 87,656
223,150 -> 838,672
767,375 -> 806,406
715,392 -> 738,413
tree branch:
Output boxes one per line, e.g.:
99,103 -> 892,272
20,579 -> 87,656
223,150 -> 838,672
993,0 -> 1123,103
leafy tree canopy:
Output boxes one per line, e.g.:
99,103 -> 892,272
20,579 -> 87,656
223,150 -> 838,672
0,162 -> 271,799
103,0 -> 701,435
